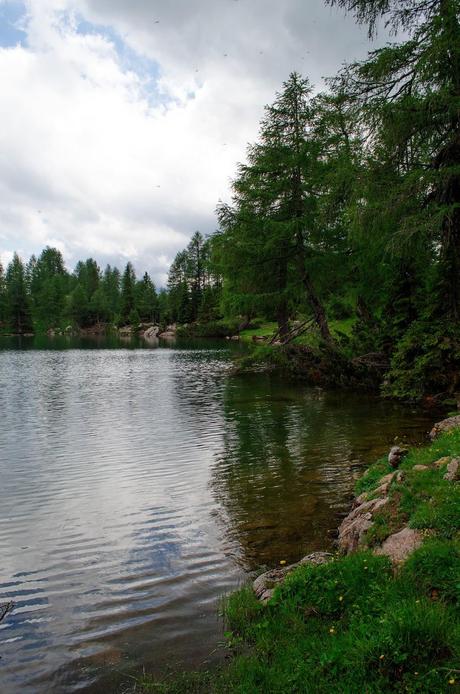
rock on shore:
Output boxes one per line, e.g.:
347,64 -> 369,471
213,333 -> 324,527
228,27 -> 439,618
253,414 -> 460,602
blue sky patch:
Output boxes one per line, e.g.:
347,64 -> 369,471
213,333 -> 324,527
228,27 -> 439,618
0,1 -> 27,48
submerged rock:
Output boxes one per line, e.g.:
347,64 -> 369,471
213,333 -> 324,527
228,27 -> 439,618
374,527 -> 423,564
253,552 -> 333,603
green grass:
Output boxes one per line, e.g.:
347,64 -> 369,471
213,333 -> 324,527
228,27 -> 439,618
134,429 -> 460,693
238,318 -> 356,348
239,321 -> 278,342
356,429 -> 460,541
136,549 -> 459,693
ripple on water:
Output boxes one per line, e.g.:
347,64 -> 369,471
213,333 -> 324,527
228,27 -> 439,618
0,342 -> 435,693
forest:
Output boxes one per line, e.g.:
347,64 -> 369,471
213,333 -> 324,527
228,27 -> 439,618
1,0 -> 459,400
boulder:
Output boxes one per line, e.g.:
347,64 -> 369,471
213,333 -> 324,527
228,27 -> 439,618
430,415 -> 460,439
118,325 -> 133,336
338,497 -> 388,554
159,331 -> 176,339
253,552 -> 333,603
374,527 -> 423,564
144,325 -> 160,339
443,458 -> 459,482
434,456 -> 450,469
379,472 -> 395,485
388,446 -> 408,468
353,491 -> 368,507
412,464 -> 430,471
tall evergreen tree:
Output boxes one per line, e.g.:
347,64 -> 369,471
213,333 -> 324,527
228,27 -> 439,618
136,272 -> 158,322
101,265 -> 121,320
5,253 -> 33,333
29,247 -> 69,329
216,73 -> 333,341
328,0 -> 460,319
119,262 -> 137,326
0,261 -> 6,328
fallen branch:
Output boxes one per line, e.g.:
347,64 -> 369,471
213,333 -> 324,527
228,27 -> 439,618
0,602 -> 14,623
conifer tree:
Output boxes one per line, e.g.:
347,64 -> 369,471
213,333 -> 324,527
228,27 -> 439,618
328,0 -> 460,319
216,73 -> 332,341
5,253 -> 33,334
0,261 -> 6,328
136,272 -> 158,322
119,262 -> 137,326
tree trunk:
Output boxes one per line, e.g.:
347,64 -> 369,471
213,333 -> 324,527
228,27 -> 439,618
296,253 -> 333,343
276,298 -> 289,339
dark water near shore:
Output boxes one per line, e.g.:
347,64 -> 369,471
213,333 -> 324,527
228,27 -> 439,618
0,337 -> 437,692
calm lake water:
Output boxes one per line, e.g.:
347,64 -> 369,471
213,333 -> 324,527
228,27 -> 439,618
0,337 -> 437,692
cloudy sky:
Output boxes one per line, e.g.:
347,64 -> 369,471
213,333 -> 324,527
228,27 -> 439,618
0,0 -> 382,286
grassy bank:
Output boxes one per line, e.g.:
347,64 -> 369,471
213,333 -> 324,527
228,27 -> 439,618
134,428 -> 460,693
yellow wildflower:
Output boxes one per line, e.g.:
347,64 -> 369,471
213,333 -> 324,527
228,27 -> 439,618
379,655 -> 385,660
449,679 -> 455,685
279,560 -> 286,565
329,627 -> 335,634
339,596 -> 343,602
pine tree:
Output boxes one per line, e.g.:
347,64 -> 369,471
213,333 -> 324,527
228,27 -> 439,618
29,247 -> 69,329
328,0 -> 460,319
0,261 -> 6,328
216,73 -> 332,341
119,262 -> 136,326
135,272 -> 158,322
101,265 -> 121,320
5,253 -> 33,334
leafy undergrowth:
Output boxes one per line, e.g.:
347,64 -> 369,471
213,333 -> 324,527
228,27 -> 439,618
135,430 -> 460,693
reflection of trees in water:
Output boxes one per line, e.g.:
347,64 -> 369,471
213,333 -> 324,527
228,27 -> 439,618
209,374 -> 434,571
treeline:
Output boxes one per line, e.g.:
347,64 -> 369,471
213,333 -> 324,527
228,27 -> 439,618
166,0 -> 460,399
167,231 -> 221,324
0,248 -> 169,333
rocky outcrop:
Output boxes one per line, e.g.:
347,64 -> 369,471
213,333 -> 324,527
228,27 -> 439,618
253,552 -> 333,603
143,325 -> 160,340
374,527 -> 423,564
253,425 -> 459,603
118,325 -> 133,336
444,458 -> 459,482
430,415 -> 460,439
159,324 -> 177,339
338,497 -> 388,554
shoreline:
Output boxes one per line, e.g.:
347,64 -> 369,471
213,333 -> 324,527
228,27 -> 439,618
133,414 -> 460,693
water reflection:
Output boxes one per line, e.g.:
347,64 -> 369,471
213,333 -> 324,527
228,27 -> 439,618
0,339 -> 436,693
210,372 -> 433,568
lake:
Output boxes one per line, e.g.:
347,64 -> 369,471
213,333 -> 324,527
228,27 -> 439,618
0,337 -> 437,692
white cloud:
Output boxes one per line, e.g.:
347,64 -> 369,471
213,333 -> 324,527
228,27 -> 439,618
0,0 -> 381,284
